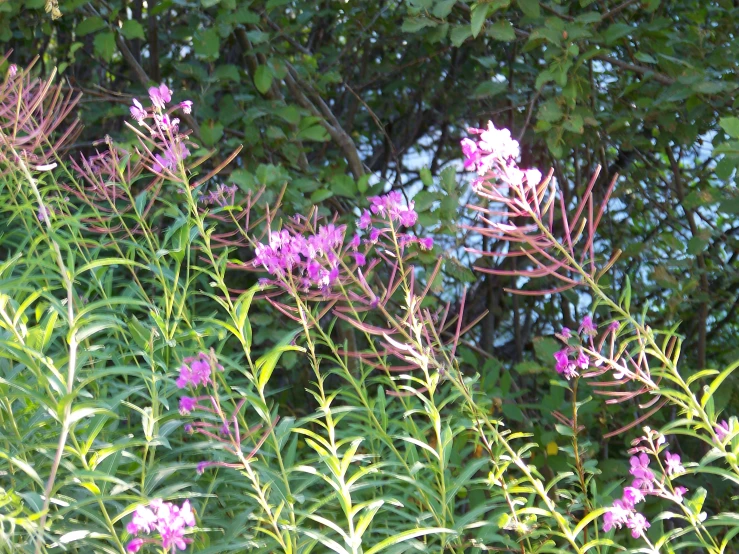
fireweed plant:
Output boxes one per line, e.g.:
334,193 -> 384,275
0,59 -> 737,554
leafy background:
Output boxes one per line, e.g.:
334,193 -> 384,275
1,0 -> 739,551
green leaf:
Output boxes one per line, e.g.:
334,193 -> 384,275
719,117 -> 739,138
255,333 -> 304,392
121,20 -> 145,40
634,52 -> 657,64
93,32 -> 116,62
470,4 -> 488,38
472,80 -> 507,98
487,20 -> 515,42
254,65 -> 273,95
194,28 -> 220,59
687,234 -> 709,255
517,0 -> 540,17
432,0 -> 456,18
298,124 -> 330,142
310,188 -> 334,202
402,17 -> 436,33
76,16 -> 106,36
246,30 -> 270,44
451,25 -> 472,47
420,167 -> 433,186
200,120 -> 224,147
602,22 -> 632,45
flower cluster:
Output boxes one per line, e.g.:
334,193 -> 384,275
125,499 -> 195,553
254,222 -> 348,290
199,183 -> 238,207
460,121 -> 541,189
176,351 -> 222,389
603,427 -> 689,539
357,192 -> 431,251
128,83 -> 194,176
552,315 -> 616,380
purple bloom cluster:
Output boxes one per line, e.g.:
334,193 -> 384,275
128,83 -> 193,175
199,184 -> 238,207
603,428 -> 689,539
554,348 -> 589,380
126,499 -> 195,553
461,121 -> 541,187
254,223 -> 347,290
552,315 -> 608,380
368,191 -> 418,227
716,419 -> 732,442
356,192 -> 431,251
176,352 -> 222,389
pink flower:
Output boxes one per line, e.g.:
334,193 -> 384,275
180,100 -> 193,114
419,237 -> 434,250
148,83 -> 172,110
716,419 -> 731,442
673,486 -> 688,503
561,327 -> 571,338
608,320 -> 620,332
176,353 -> 216,389
576,350 -> 589,370
460,138 -> 480,170
197,461 -> 209,474
627,512 -> 650,538
358,209 -> 372,229
477,121 -> 520,161
554,349 -> 578,380
352,252 -> 366,266
8,64 -> 17,78
630,453 -> 655,491
179,397 -> 197,415
130,99 -> 147,123
579,315 -> 597,336
126,538 -> 144,553
622,486 -> 644,508
664,451 -> 684,476
525,168 -> 542,185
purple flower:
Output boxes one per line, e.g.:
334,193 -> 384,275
576,350 -> 589,370
197,461 -> 209,474
148,83 -> 172,110
460,138 -> 480,170
664,451 -> 684,476
130,99 -> 147,123
8,64 -> 17,78
716,420 -> 731,442
352,252 -> 366,266
129,505 -> 157,535
419,237 -> 434,250
622,486 -> 644,508
673,486 -> 688,503
369,227 -> 380,242
561,327 -> 571,338
608,320 -> 620,332
554,349 -> 578,380
37,205 -> 49,223
602,499 -> 630,532
176,353 -> 215,389
579,315 -> 597,336
626,512 -> 650,539
180,100 -> 193,114
179,397 -> 197,415
126,538 -> 144,553
630,453 -> 655,491
358,209 -> 372,229
184,424 -> 193,434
